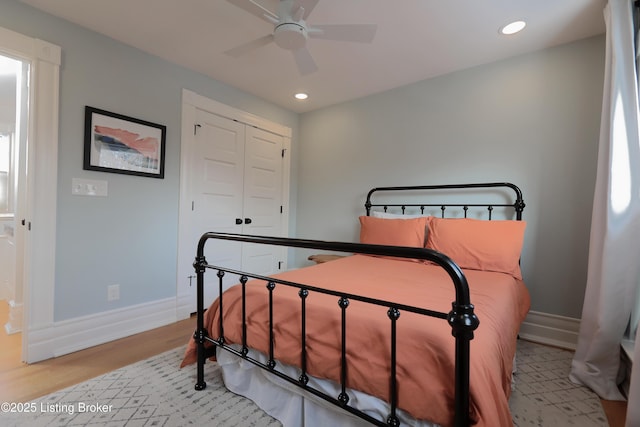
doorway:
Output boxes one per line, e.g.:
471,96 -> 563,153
0,53 -> 28,352
0,24 -> 60,364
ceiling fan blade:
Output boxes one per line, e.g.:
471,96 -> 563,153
225,34 -> 274,57
296,0 -> 319,20
293,48 -> 318,75
227,0 -> 279,24
308,24 -> 377,43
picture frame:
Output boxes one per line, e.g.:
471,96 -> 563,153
83,106 -> 166,179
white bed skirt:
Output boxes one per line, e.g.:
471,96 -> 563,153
216,346 -> 438,427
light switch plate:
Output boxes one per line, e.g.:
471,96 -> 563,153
72,178 -> 108,197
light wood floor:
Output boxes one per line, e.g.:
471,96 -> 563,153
0,302 -> 196,403
0,302 -> 627,425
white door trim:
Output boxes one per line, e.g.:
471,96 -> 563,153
0,25 -> 61,363
182,89 -> 292,138
177,89 -> 292,319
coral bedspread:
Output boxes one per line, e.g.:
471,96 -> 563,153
181,254 -> 530,427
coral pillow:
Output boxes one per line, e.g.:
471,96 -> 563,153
359,216 -> 428,248
425,217 -> 526,279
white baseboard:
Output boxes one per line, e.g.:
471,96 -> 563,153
26,297 -> 179,363
518,310 -> 581,350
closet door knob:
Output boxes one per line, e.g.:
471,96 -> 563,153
235,218 -> 243,225
244,218 -> 252,224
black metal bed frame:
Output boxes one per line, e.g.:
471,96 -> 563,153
192,182 -> 525,427
365,182 -> 525,220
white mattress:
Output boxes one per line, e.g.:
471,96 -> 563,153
216,346 -> 439,427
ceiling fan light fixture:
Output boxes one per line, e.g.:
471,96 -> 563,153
274,23 -> 308,50
500,20 -> 526,35
294,92 -> 308,100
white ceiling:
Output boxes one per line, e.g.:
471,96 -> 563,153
20,0 -> 606,113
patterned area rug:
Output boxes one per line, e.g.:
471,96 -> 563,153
510,340 -> 608,426
0,340 -> 607,426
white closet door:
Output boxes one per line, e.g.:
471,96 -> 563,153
193,109 -> 245,300
190,109 -> 285,307
242,126 -> 284,276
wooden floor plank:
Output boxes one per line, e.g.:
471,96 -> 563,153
601,399 -> 627,427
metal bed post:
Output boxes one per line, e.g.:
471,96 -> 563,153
449,302 -> 479,427
193,250 -> 208,391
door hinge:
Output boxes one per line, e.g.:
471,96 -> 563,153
194,123 -> 201,135
281,148 -> 286,158
278,261 -> 283,270
280,205 -> 283,213
191,201 -> 195,211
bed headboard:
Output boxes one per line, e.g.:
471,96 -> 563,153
365,182 -> 525,220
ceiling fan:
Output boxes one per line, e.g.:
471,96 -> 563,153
225,0 -> 377,75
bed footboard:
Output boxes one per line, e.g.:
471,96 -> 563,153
193,233 -> 479,427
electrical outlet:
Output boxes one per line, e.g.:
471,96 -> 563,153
107,284 -> 120,301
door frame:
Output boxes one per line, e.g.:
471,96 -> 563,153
176,89 -> 292,318
0,26 -> 61,363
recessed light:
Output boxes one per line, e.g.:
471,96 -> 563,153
500,20 -> 526,35
294,92 -> 308,100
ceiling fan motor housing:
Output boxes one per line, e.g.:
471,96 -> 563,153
274,22 -> 308,50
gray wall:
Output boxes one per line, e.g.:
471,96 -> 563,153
296,36 -> 605,319
0,1 -> 299,321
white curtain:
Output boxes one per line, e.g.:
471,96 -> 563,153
626,4 -> 640,426
569,0 -> 640,404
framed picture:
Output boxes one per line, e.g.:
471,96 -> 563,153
84,106 -> 166,178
